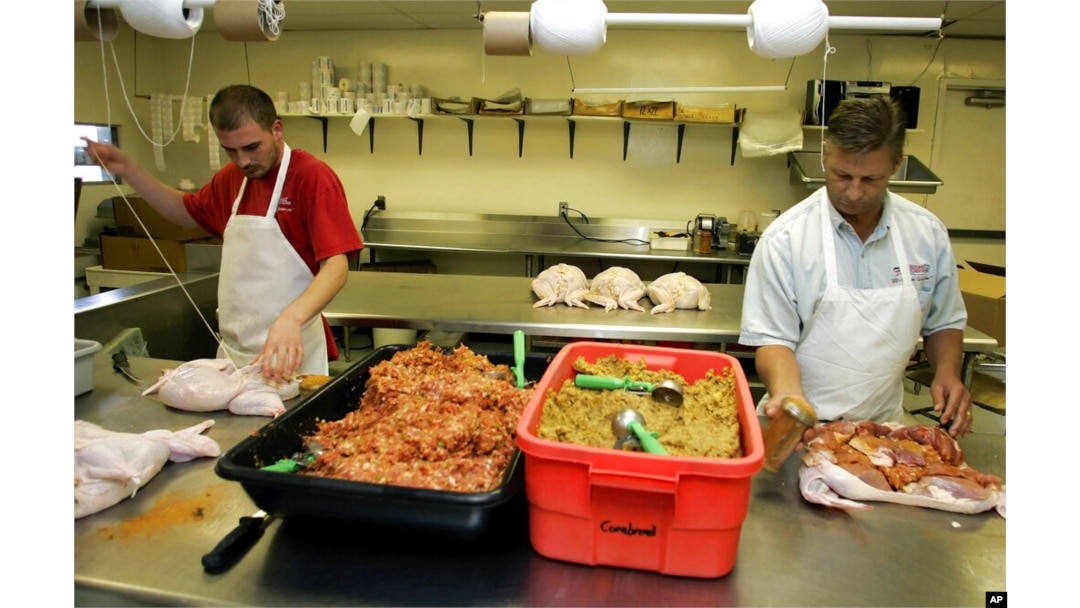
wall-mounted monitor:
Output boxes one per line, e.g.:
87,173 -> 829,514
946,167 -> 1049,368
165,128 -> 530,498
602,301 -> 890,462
75,122 -> 120,184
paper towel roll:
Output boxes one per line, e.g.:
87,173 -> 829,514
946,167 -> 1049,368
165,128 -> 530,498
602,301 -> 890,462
119,0 -> 203,39
215,0 -> 283,42
483,12 -> 532,56
75,1 -> 118,41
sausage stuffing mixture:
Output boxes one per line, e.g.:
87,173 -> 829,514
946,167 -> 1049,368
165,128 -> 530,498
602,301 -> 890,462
538,355 -> 743,458
302,342 -> 532,493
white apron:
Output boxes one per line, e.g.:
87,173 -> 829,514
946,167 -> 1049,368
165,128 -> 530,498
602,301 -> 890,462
791,196 -> 922,422
216,144 -> 329,375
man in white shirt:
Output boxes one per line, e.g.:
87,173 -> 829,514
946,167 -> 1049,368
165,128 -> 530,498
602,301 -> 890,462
739,97 -> 972,438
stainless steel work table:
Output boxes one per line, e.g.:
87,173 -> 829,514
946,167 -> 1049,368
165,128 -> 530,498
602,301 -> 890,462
323,271 -> 1000,373
74,352 -> 1005,606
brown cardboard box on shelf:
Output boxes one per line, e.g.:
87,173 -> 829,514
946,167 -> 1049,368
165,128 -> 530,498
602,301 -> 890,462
113,196 -> 212,241
100,234 -> 218,273
675,103 -> 746,124
572,99 -> 624,117
622,100 -> 675,120
957,266 -> 1006,348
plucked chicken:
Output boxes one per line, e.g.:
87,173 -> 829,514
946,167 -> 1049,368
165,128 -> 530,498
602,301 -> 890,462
74,419 -> 221,518
141,359 -> 298,417
646,272 -> 712,314
531,263 -> 590,309
584,267 -> 647,312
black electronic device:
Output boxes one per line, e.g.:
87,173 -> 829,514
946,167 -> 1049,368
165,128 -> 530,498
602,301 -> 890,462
890,86 -> 921,129
735,231 -> 760,257
805,80 -> 844,126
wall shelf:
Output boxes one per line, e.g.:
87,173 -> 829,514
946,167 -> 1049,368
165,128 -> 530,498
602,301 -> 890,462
281,113 -> 742,164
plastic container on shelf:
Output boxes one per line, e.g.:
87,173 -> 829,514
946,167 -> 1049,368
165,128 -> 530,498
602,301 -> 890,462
515,342 -> 763,578
75,339 -> 102,397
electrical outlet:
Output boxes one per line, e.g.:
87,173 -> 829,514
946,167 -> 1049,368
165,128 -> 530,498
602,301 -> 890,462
375,195 -> 386,210
559,202 -> 569,216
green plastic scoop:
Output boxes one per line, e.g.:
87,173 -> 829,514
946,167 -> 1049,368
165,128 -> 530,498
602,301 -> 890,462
511,330 -> 526,389
260,441 -> 323,474
575,374 -> 684,406
611,409 -> 667,455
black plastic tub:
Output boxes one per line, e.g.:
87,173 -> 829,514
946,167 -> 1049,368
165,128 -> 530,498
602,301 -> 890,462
215,344 -> 552,540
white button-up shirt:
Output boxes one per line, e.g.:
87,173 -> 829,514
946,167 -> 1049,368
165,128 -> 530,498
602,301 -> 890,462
739,187 -> 967,351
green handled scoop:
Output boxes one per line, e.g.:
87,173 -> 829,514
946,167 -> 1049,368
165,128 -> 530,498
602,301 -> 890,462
511,330 -> 526,389
611,409 -> 667,455
575,374 -> 684,406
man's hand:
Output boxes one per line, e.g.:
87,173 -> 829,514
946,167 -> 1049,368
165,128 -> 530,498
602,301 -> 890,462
82,137 -> 129,177
254,315 -> 305,381
931,373 -> 973,438
762,393 -> 816,452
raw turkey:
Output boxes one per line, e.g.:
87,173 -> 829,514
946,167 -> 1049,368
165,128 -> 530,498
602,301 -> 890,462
141,358 -> 299,417
584,267 -> 647,312
531,263 -> 590,309
798,421 -> 1005,517
646,272 -> 712,314
74,419 -> 221,518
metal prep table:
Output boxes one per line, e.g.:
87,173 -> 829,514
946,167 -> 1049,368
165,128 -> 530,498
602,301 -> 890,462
74,352 -> 1005,606
360,211 -> 752,281
322,271 -> 1000,378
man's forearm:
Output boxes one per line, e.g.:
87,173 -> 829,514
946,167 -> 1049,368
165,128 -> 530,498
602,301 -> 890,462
116,162 -> 198,228
756,344 -> 805,400
278,254 -> 350,328
923,328 -> 965,380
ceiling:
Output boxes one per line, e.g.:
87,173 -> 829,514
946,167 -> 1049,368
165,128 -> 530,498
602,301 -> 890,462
194,1 -> 1006,40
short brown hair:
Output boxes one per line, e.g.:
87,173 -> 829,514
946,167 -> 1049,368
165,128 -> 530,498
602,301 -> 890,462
208,85 -> 278,132
824,97 -> 907,163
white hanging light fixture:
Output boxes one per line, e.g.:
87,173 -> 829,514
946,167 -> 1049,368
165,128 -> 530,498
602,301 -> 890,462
517,0 -> 942,59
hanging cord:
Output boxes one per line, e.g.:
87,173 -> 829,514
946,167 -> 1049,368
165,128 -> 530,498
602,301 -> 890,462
566,56 -> 576,90
559,209 -> 651,247
104,33 -> 198,148
89,11 -> 232,364
91,149 -> 228,356
818,34 -> 837,170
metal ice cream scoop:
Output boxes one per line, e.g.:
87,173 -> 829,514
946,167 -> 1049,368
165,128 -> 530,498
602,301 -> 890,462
611,409 -> 667,455
575,374 -> 684,406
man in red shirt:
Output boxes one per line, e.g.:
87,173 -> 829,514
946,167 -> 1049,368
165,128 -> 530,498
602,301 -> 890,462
85,85 -> 363,380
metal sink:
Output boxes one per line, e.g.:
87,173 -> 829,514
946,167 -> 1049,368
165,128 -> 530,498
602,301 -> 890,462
788,151 -> 944,194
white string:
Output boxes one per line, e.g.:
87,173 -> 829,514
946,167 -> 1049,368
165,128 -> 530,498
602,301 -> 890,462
92,149 -> 227,355
258,0 -> 286,38
818,34 -> 836,169
105,34 -> 198,148
88,7 -> 230,363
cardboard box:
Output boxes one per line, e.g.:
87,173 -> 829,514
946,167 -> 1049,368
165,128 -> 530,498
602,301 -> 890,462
100,234 -> 213,273
432,97 -> 478,115
622,100 -> 675,120
675,103 -> 746,124
957,267 -> 1006,348
572,99 -> 624,117
113,196 -> 212,241
525,98 -> 572,116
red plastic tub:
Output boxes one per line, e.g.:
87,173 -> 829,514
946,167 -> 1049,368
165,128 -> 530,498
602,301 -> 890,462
515,342 -> 763,578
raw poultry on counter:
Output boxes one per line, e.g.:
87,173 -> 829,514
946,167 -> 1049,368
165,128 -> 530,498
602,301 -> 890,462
74,420 -> 221,518
141,358 -> 301,417
799,421 -> 1005,517
583,267 -> 648,312
530,264 -> 713,314
531,263 -> 590,309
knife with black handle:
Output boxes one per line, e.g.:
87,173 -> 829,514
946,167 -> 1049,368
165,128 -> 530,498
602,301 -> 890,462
201,510 -> 273,573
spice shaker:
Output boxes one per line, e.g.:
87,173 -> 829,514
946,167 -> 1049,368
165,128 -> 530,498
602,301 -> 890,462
761,396 -> 817,473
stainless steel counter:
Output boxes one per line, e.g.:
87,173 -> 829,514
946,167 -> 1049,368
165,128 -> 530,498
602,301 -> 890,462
323,271 -> 1000,352
361,211 -> 750,279
75,352 -> 1005,606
